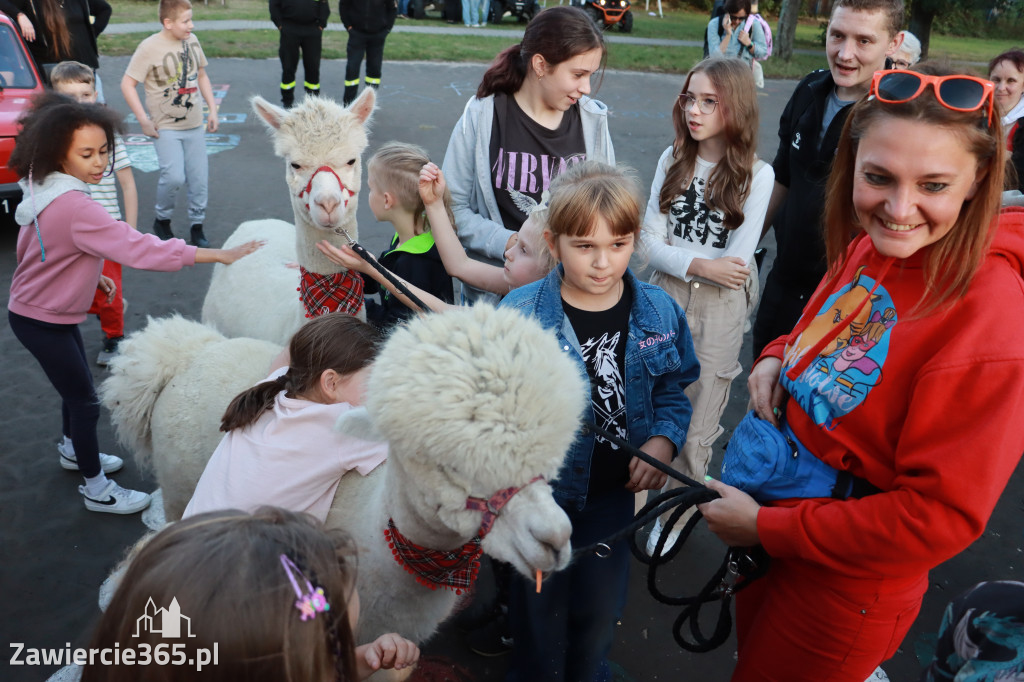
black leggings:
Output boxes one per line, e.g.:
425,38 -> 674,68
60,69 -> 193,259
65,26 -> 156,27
8,311 -> 102,478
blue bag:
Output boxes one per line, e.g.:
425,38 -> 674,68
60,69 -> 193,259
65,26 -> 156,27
721,411 -> 880,503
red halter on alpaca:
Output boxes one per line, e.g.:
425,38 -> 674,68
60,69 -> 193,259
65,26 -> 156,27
383,476 -> 546,593
294,165 -> 364,317
297,165 -> 356,213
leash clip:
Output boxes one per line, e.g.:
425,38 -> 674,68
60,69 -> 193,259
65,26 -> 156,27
717,555 -> 742,597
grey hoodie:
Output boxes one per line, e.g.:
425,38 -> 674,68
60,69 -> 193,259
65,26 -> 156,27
441,94 -> 616,264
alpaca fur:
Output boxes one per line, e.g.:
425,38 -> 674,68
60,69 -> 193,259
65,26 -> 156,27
99,316 -> 281,521
100,306 -> 587,678
201,90 -> 375,345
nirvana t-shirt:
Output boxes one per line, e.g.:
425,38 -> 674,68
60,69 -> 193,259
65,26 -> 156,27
489,92 -> 586,230
562,280 -> 633,496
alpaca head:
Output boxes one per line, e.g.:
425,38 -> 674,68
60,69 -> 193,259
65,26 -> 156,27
343,305 -> 587,577
251,90 -> 375,235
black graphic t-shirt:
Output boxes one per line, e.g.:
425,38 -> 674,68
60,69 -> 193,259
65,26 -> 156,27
562,280 -> 633,496
489,92 -> 585,231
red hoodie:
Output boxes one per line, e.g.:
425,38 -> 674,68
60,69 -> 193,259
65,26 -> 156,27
758,209 -> 1024,585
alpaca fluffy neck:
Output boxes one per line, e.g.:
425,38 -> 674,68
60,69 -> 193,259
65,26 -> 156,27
386,461 -> 473,551
293,207 -> 358,275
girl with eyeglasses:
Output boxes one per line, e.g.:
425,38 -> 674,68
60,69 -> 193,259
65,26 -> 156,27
697,64 -> 1024,681
706,0 -> 767,65
640,57 -> 773,554
989,48 -> 1024,191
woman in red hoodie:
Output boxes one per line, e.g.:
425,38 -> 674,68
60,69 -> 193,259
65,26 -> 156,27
699,66 -> 1024,681
7,93 -> 261,516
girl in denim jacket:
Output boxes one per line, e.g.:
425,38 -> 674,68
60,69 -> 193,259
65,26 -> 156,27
499,160 -> 699,681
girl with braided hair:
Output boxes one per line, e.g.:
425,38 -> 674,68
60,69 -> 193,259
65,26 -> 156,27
183,313 -> 388,521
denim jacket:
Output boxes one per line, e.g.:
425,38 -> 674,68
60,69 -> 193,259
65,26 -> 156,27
499,267 -> 700,510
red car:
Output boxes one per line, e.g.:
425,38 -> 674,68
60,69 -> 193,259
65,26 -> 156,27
0,13 -> 44,220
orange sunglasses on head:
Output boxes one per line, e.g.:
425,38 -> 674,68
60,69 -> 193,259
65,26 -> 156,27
869,70 -> 996,127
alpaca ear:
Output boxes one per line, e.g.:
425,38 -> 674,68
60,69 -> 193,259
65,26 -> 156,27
335,406 -> 384,442
251,95 -> 288,131
347,87 -> 376,125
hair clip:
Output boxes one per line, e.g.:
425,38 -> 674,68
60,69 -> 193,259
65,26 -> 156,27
280,554 -> 330,621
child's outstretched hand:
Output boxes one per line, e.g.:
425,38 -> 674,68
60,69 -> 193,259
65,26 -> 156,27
418,162 -> 446,206
317,240 -> 374,275
218,239 -> 265,264
355,633 -> 420,679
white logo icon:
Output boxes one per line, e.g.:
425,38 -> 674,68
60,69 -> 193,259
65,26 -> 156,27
792,132 -> 802,150
133,597 -> 196,638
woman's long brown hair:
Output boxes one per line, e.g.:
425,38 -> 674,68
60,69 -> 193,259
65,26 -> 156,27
660,58 -> 760,231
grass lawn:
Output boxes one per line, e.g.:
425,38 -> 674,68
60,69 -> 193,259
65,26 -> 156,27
101,0 -> 1010,77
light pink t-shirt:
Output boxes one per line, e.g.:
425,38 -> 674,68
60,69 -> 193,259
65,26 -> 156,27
183,373 -> 387,521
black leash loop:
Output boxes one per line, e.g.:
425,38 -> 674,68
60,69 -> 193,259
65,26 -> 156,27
574,421 -> 770,653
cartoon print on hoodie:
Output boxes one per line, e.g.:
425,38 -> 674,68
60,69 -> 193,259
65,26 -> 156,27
781,268 -> 898,430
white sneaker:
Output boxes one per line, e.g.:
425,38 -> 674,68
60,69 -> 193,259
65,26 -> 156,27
646,517 -> 682,556
79,480 -> 152,515
58,440 -> 123,474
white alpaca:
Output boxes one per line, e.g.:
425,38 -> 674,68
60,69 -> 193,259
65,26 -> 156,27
101,306 -> 587,678
100,315 -> 281,521
202,90 -> 374,346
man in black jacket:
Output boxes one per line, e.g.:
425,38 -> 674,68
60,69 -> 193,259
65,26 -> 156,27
751,0 -> 903,359
339,0 -> 396,105
270,0 -> 329,108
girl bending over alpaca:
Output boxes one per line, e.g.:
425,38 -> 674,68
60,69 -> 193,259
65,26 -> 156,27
184,314 -> 387,521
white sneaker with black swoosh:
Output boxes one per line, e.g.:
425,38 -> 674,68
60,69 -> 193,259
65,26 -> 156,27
79,481 -> 152,514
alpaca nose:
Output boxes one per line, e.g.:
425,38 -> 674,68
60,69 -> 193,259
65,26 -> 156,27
316,194 -> 340,216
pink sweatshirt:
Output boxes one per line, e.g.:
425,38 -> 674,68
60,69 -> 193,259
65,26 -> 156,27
9,174 -> 197,324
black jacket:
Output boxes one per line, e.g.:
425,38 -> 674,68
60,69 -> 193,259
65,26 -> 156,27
768,69 -> 853,292
270,0 -> 329,30
0,0 -> 110,68
338,0 -> 395,34
364,232 -> 453,331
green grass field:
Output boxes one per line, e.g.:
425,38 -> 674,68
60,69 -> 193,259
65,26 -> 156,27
100,0 -> 1007,77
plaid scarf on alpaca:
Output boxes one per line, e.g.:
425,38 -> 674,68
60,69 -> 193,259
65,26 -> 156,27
298,266 -> 364,318
384,519 -> 482,595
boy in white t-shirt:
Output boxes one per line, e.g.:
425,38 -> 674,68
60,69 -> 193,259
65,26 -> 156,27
50,60 -> 139,367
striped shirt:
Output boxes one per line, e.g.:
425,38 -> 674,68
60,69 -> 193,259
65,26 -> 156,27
89,135 -> 131,221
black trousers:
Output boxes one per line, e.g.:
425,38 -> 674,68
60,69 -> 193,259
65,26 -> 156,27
751,270 -> 816,361
279,23 -> 323,102
344,28 -> 389,104
8,311 -> 102,478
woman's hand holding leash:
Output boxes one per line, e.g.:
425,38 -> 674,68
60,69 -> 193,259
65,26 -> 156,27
747,356 -> 786,427
698,478 -> 761,547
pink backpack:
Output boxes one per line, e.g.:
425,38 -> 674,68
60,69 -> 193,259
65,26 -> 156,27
743,14 -> 773,60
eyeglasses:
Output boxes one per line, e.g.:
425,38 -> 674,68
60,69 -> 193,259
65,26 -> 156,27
679,93 -> 719,115
891,59 -> 913,70
869,70 -> 995,126
728,12 -> 747,24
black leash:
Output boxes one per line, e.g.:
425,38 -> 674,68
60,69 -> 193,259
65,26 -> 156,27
346,241 -> 432,313
573,421 -> 769,653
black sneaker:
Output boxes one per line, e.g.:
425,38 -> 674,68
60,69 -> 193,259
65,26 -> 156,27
96,336 -> 123,367
189,224 -> 210,248
153,218 -> 174,240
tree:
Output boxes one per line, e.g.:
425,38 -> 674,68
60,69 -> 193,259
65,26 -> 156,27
775,0 -> 803,60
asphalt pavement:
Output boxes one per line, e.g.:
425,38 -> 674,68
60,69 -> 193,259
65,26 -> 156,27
1,54 -> 1022,682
